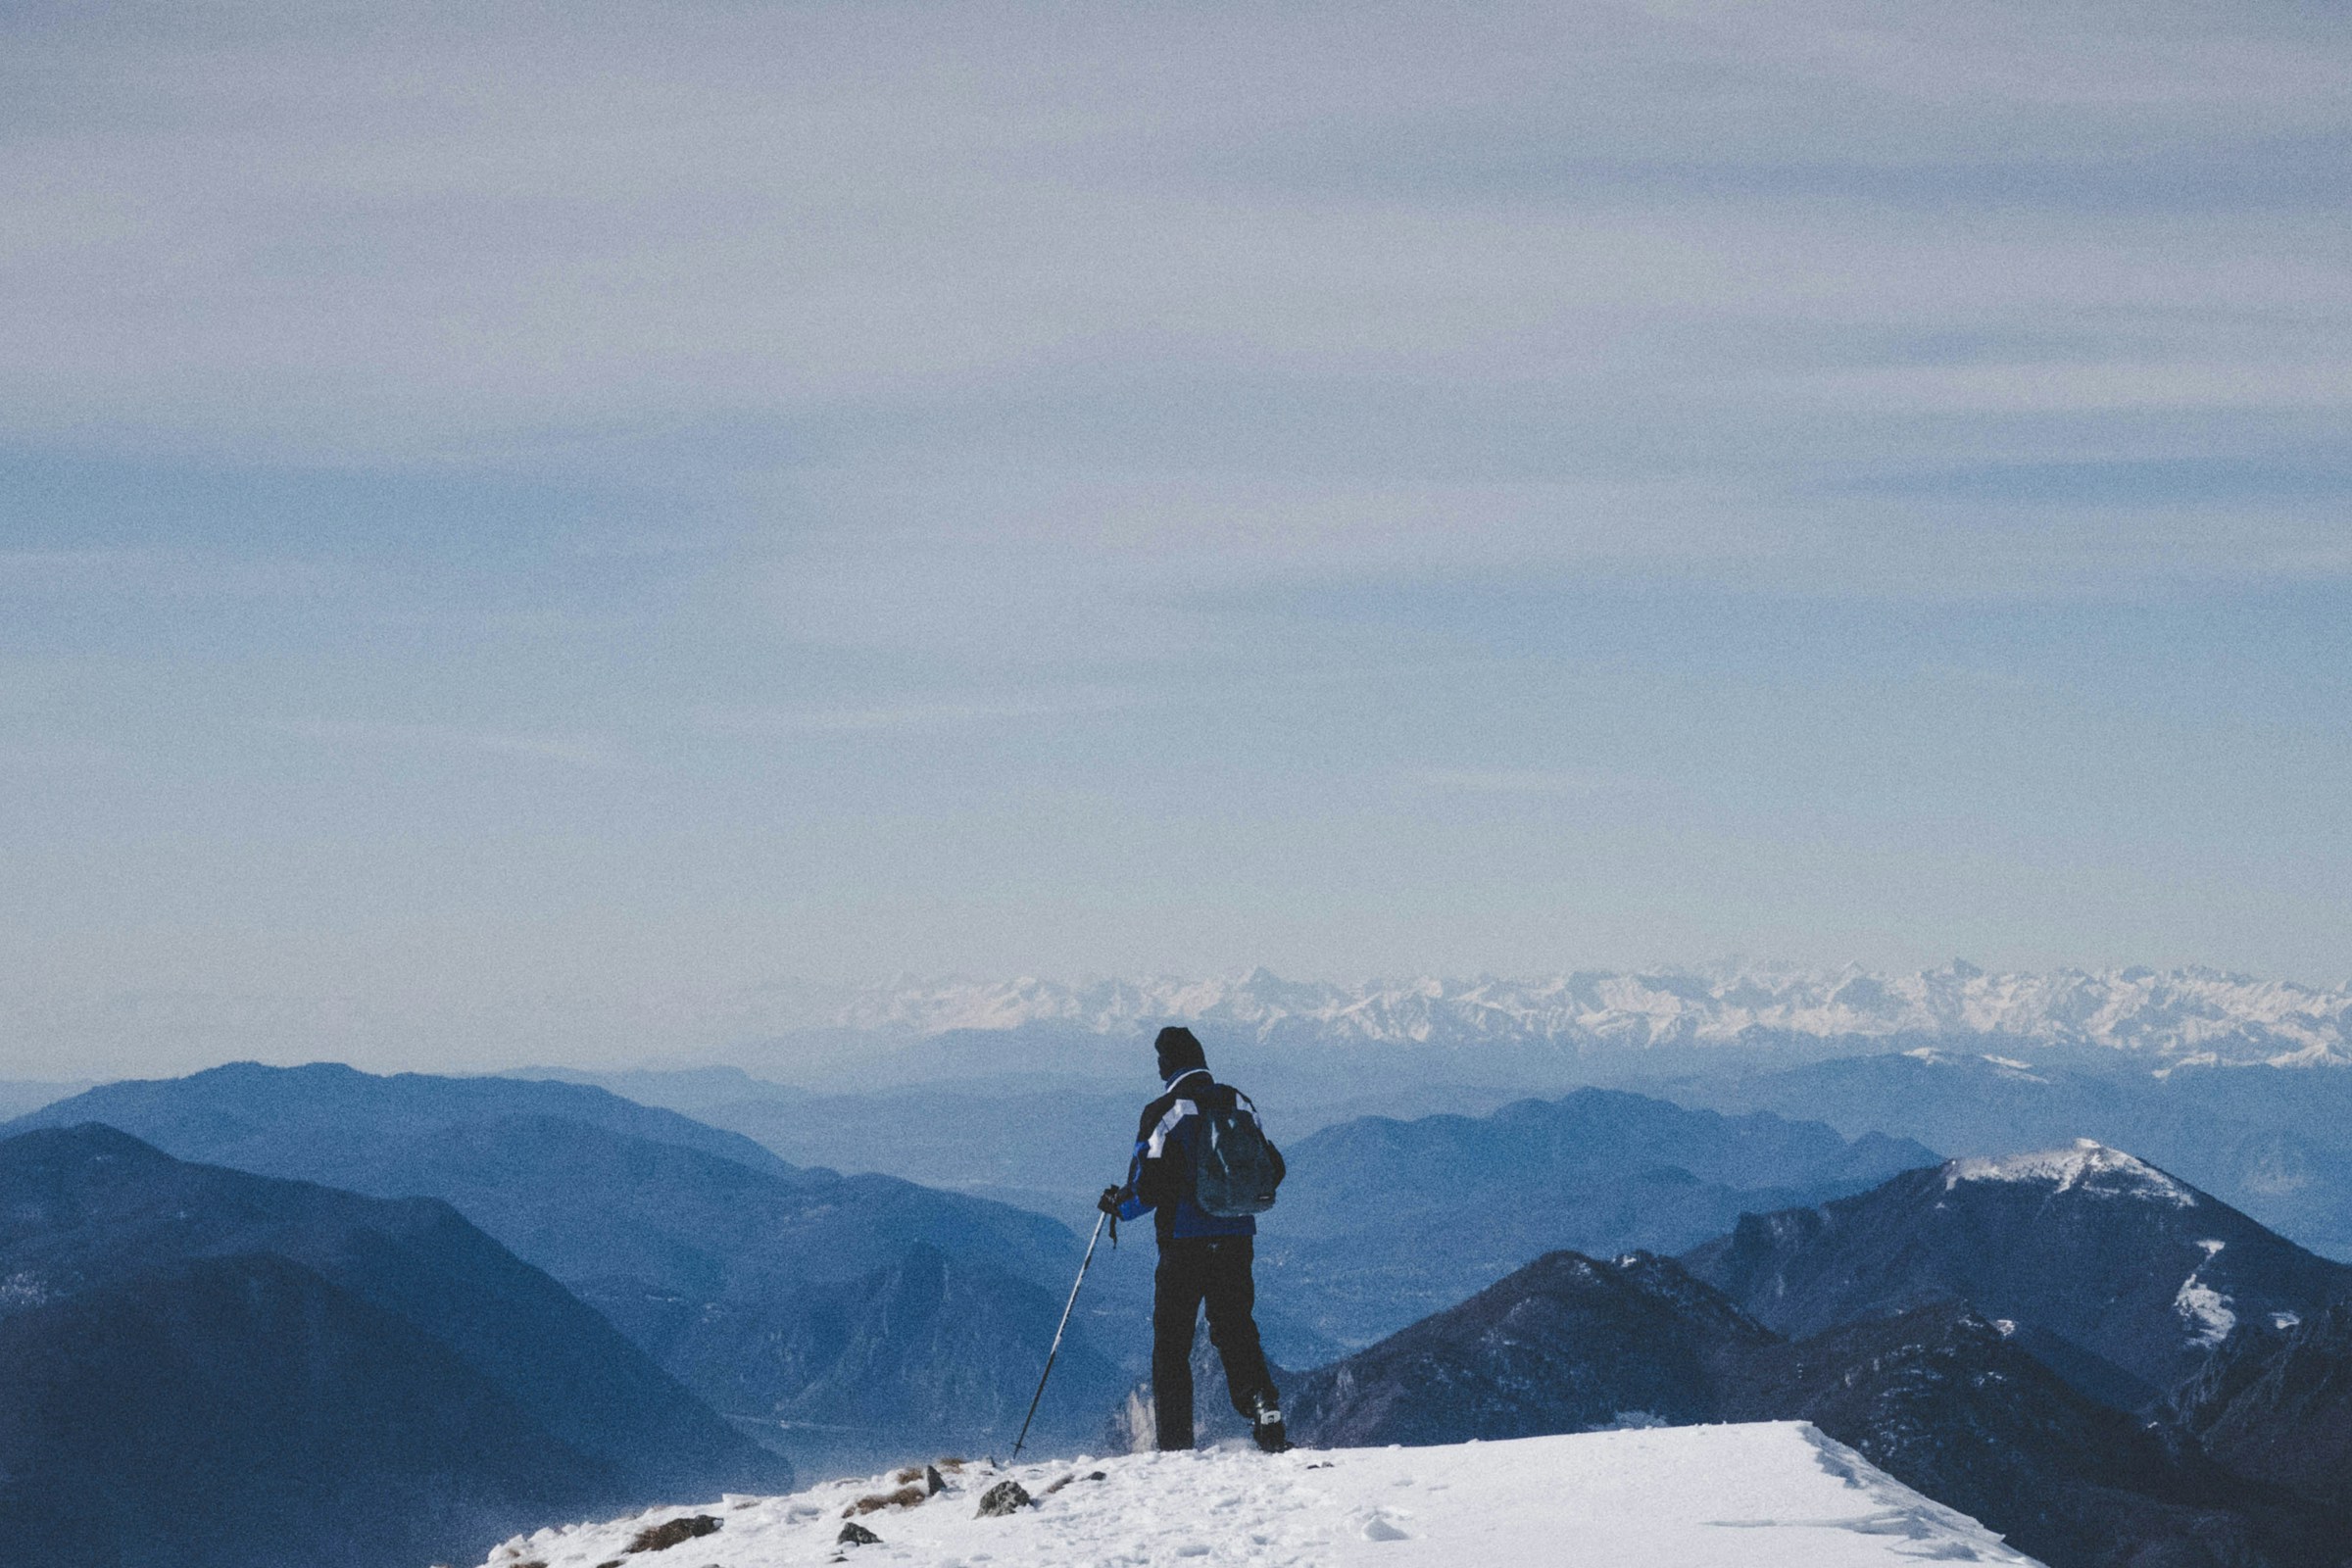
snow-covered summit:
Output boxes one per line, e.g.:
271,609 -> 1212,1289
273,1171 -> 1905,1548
1944,1140 -> 2199,1208
793,963 -> 2352,1067
477,1423 -> 2039,1567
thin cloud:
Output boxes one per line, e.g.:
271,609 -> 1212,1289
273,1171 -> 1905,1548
265,718 -> 630,771
0,549 -> 336,598
695,692 -> 1136,737
1411,768 -> 1636,797
2,0 -> 2344,605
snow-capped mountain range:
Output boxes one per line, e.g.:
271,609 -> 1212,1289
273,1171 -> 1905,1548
807,963 -> 2352,1067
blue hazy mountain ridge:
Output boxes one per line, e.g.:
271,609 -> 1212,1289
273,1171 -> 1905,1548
559,1030 -> 2352,1273
1273,1250 -> 2342,1568
528,1062 -> 1488,1369
546,1065 -> 1190,1217
0,1251 -> 613,1568
389,1116 -> 1131,1471
0,1124 -> 785,1568
1257,1088 -> 1939,1347
1681,1143 -> 2352,1415
10,1059 -> 811,1188
1662,1051 -> 2352,1259
542,1062 -> 1532,1217
0,1079 -> 90,1122
8,1065 -> 1129,1473
645,1240 -> 1128,1479
548,1065 -> 1934,1356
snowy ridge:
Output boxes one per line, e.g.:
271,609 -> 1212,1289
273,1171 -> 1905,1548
476,1424 -> 2039,1567
803,963 -> 2352,1066
1943,1140 -> 2198,1207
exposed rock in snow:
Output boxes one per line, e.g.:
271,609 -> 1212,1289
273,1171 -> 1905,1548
973,1478 -> 1031,1516
779,964 -> 2352,1067
475,1423 -> 2040,1567
1944,1140 -> 2198,1207
2171,1298 -> 2352,1513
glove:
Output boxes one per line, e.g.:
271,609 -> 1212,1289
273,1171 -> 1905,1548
1098,1186 -> 1123,1216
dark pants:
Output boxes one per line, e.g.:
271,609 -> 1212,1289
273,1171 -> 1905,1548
1152,1234 -> 1277,1450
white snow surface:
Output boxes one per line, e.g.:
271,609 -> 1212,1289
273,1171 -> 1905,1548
477,1423 -> 2041,1568
780,963 -> 2352,1067
1943,1140 -> 2198,1207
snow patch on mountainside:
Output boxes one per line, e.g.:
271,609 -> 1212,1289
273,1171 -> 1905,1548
2176,1240 -> 2238,1348
477,1423 -> 2039,1568
797,963 -> 2352,1066
1943,1141 -> 2198,1207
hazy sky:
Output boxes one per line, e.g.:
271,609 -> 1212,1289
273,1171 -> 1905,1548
4,1 -> 2349,1074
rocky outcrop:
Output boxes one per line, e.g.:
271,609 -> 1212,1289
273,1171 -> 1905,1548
0,1125 -> 785,1568
2172,1300 -> 2352,1514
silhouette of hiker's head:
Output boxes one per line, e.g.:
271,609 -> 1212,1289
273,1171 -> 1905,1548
1154,1025 -> 1207,1082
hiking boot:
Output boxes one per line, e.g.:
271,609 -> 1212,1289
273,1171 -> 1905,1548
1251,1398 -> 1291,1453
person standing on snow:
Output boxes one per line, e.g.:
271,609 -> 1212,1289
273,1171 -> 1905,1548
1100,1025 -> 1290,1453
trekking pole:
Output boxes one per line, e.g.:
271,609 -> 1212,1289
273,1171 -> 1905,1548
1011,1207 -> 1108,1459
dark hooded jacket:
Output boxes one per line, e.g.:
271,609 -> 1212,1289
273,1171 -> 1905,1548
1114,1028 -> 1284,1241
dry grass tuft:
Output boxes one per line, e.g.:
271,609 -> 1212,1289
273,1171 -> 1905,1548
623,1514 -> 721,1553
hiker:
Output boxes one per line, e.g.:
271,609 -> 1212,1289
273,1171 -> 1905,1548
1100,1025 -> 1290,1453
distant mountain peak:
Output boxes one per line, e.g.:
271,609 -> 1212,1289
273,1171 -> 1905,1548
1688,1140 -> 2352,1413
1943,1141 -> 2199,1208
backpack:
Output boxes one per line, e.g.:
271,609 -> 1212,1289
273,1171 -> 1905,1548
1194,1090 -> 1281,1217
